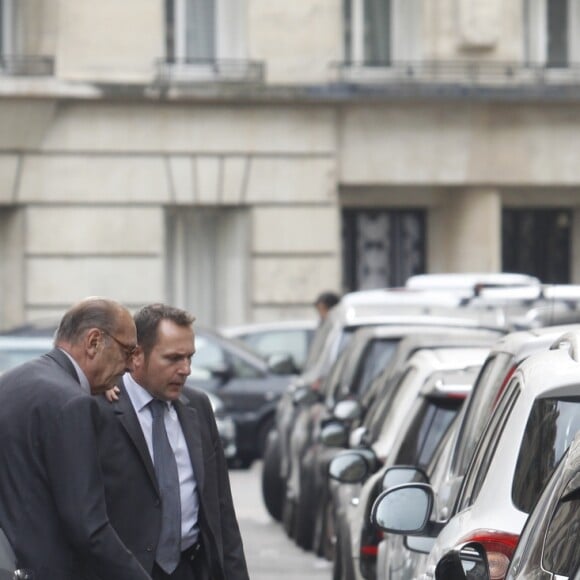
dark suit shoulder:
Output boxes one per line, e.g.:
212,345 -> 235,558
180,385 -> 213,412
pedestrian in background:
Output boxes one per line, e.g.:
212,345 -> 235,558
0,297 -> 151,580
314,290 -> 340,322
97,303 -> 249,580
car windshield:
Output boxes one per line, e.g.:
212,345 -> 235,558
512,395 -> 580,512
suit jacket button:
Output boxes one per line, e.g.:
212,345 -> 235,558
146,546 -> 153,552
154,499 -> 160,506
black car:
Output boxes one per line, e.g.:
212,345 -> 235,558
186,326 -> 297,467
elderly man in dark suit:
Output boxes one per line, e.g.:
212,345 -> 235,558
0,297 -> 152,580
98,303 -> 249,580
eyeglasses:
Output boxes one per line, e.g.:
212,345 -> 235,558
101,330 -> 138,359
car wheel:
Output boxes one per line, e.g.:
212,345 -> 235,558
313,495 -> 335,561
333,531 -> 343,580
294,468 -> 316,550
282,494 -> 296,538
257,415 -> 275,457
261,432 -> 285,521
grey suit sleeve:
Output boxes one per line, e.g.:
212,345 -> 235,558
43,394 -> 152,580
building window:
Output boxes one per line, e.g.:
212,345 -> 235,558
524,0 -> 580,67
0,0 -> 15,56
164,0 -> 246,65
344,0 -> 391,65
502,209 -> 571,283
343,0 -> 420,67
342,209 -> 426,291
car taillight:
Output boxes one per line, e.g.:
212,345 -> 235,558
458,529 -> 519,580
360,528 -> 383,558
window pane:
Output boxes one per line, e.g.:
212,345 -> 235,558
547,0 -> 568,67
512,397 -> 580,512
243,330 -> 310,371
543,490 -> 580,575
185,0 -> 215,60
395,397 -> 463,469
364,0 -> 391,64
354,339 -> 399,398
343,0 -> 353,62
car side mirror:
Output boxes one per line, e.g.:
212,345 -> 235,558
371,483 -> 441,536
333,399 -> 362,422
381,466 -> 429,490
267,352 -> 298,375
349,425 -> 367,448
328,451 -> 370,483
435,544 -> 490,580
208,362 -> 232,383
320,421 -> 349,448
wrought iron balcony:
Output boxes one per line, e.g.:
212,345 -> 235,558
333,60 -> 580,87
156,58 -> 265,85
0,55 -> 54,76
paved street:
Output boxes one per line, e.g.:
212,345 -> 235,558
229,461 -> 332,579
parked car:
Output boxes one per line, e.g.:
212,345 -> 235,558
263,286 -> 506,523
371,330 -> 580,580
329,345 -> 490,580
435,431 -> 580,580
222,319 -> 317,374
373,323 -> 580,580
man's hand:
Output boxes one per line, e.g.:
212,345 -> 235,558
104,386 -> 120,403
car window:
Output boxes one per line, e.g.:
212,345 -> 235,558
241,329 -> 311,370
456,378 -> 521,511
542,479 -> 580,577
512,396 -> 580,512
190,335 -> 225,379
352,339 -> 400,399
451,352 -> 514,477
191,336 -> 262,380
394,396 -> 463,470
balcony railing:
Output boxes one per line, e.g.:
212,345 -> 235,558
155,58 -> 265,85
0,55 -> 54,77
333,60 -> 580,86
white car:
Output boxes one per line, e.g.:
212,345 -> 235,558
435,430 -> 580,580
371,329 -> 580,580
375,323 -> 580,580
329,344 -> 490,580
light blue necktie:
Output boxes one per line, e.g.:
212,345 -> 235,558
149,399 -> 182,573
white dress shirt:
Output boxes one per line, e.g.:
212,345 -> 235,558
123,373 -> 200,549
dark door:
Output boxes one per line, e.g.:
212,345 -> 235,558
342,208 -> 426,291
502,208 -> 571,283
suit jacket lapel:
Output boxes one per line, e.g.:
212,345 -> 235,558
175,400 -> 205,493
114,379 -> 159,494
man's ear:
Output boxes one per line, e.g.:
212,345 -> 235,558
85,328 -> 103,358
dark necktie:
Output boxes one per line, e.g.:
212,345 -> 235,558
149,398 -> 182,573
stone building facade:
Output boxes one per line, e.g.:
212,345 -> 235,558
0,0 -> 579,328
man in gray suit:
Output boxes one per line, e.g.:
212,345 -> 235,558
0,297 -> 152,580
97,304 -> 249,580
